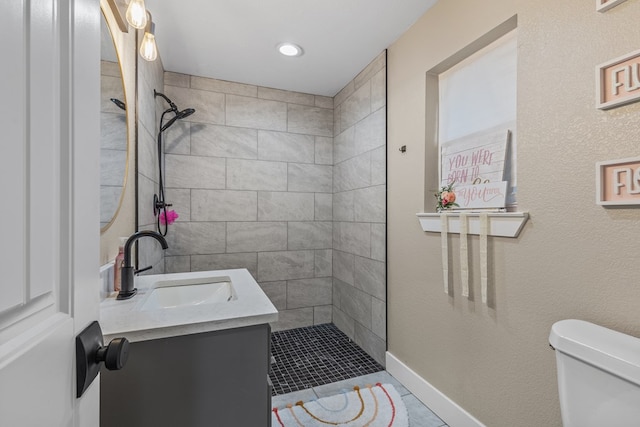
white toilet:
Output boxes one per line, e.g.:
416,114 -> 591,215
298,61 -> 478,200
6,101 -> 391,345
549,319 -> 640,427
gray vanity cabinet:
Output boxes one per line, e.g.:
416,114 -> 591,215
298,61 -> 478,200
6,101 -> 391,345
101,323 -> 272,427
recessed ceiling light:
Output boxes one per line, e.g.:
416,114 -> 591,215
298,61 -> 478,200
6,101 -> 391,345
277,42 -> 304,57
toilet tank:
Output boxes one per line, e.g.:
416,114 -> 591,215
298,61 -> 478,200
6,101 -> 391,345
549,319 -> 640,427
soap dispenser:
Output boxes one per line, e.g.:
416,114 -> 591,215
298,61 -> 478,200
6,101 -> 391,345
113,237 -> 127,292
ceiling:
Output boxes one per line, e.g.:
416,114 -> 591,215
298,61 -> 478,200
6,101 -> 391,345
143,0 -> 439,97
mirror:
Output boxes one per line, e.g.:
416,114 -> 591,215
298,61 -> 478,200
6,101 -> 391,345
100,13 -> 128,231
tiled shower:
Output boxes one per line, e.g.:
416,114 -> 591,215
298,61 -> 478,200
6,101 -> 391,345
136,52 -> 387,365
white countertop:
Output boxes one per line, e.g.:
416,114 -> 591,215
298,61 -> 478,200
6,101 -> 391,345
100,268 -> 278,342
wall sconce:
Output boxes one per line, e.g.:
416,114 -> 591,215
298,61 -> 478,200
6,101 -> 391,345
139,12 -> 157,62
125,0 -> 147,29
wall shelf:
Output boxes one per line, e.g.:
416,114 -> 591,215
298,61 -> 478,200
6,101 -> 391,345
416,212 -> 529,238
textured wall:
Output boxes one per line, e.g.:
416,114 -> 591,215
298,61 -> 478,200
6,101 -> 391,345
331,52 -> 387,365
159,73 -> 335,331
387,0 -> 640,426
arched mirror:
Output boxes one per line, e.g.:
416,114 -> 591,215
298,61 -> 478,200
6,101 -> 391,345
100,12 -> 128,232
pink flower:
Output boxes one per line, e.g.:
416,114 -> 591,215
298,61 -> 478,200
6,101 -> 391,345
441,191 -> 456,206
159,209 -> 179,225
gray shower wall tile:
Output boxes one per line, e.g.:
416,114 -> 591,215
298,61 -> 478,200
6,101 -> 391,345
288,163 -> 333,193
163,188 -> 191,222
333,250 -> 354,286
164,72 -> 190,88
287,278 -> 333,309
370,223 -> 386,262
315,249 -> 332,277
226,95 -> 287,131
371,297 -> 386,340
334,126 -> 356,164
191,252 -> 258,277
226,159 -> 287,191
258,192 -> 314,221
333,306 -> 356,340
334,80 -> 354,109
101,75 -> 124,114
191,76 -> 257,97
355,322 -> 386,366
333,191 -> 354,222
226,222 -> 287,253
258,281 -> 287,310
341,81 -> 371,130
258,87 -> 315,106
137,128 -> 157,182
287,104 -> 334,137
334,152 -> 371,192
315,136 -> 333,165
354,107 -> 386,156
100,187 -> 121,225
165,154 -> 226,189
314,306 -> 333,325
137,173 -> 157,228
100,113 -> 127,150
163,121 -> 191,155
371,146 -> 386,186
354,185 -> 386,223
271,308 -> 314,332
258,131 -> 314,163
354,51 -> 386,90
190,124 -> 257,159
333,104 -> 341,136
315,96 -> 334,109
257,250 -> 315,282
354,256 -> 386,301
165,222 -> 226,256
191,189 -> 257,222
101,60 -> 120,78
314,193 -> 333,221
371,68 -> 386,112
164,85 -> 225,125
100,150 -> 127,186
288,222 -> 332,250
165,256 -> 191,274
333,222 -> 371,257
341,284 -> 372,330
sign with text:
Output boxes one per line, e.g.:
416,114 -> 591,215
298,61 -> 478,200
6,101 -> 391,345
596,157 -> 640,205
454,181 -> 507,210
440,126 -> 510,188
597,49 -> 640,110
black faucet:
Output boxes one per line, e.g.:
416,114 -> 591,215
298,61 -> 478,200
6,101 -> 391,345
117,231 -> 169,300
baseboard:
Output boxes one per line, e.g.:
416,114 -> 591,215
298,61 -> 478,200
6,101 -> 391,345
386,352 -> 486,427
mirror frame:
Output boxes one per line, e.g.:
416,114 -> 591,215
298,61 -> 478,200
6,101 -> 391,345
100,8 -> 130,234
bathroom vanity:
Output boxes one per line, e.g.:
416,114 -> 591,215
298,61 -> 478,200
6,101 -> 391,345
99,269 -> 278,427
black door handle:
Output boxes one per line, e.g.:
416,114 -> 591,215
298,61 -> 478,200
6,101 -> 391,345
76,321 -> 130,398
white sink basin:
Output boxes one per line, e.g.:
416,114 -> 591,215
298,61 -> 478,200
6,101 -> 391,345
140,275 -> 236,311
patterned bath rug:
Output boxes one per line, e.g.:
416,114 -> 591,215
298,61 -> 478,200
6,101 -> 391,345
272,383 -> 409,427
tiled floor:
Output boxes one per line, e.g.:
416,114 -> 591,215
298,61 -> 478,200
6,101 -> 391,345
271,371 -> 449,427
270,323 -> 384,395
269,324 -> 447,426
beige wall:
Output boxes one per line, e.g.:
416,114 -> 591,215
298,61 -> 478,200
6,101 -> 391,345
387,0 -> 640,426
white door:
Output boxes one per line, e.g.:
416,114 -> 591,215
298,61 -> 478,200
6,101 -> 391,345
0,0 -> 101,426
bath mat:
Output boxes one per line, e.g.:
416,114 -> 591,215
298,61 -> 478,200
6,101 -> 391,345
272,383 -> 408,427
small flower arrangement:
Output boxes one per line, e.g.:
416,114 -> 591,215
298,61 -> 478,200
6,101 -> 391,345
435,182 -> 459,212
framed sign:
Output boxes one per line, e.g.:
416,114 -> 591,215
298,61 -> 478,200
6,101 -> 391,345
596,156 -> 640,205
596,49 -> 640,110
596,0 -> 628,12
440,126 -> 510,187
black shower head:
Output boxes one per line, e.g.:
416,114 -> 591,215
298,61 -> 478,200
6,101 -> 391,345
110,98 -> 126,111
160,108 -> 197,132
154,89 -> 196,132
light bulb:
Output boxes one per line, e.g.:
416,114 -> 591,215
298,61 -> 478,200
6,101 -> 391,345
126,0 -> 147,29
140,32 -> 157,61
